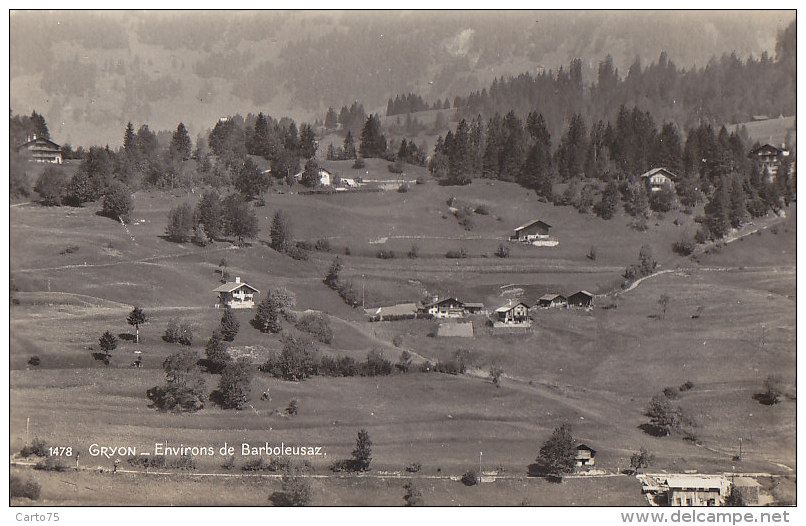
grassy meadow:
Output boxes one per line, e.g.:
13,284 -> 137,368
9,171 -> 796,505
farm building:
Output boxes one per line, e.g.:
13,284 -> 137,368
639,167 -> 677,192
665,475 -> 731,507
292,167 -> 333,186
730,477 -> 761,505
494,302 -> 529,325
510,219 -> 552,242
420,297 -> 480,318
536,294 -> 567,309
16,135 -> 63,164
213,277 -> 259,309
568,291 -> 595,309
748,143 -> 791,181
575,444 -> 596,467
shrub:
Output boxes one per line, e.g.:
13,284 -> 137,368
10,475 -> 41,500
165,202 -> 195,242
274,474 -> 312,506
216,359 -> 252,410
286,244 -> 309,261
474,204 -> 490,215
376,248 -> 395,259
219,309 -> 239,342
494,244 -> 510,258
445,247 -> 467,259
352,157 -> 366,169
319,355 -> 358,377
360,349 -> 393,376
101,181 -> 134,221
35,457 -> 68,472
164,318 -> 193,345
296,313 -> 333,344
418,360 -> 433,373
27,355 -> 41,367
679,380 -> 695,392
169,454 -> 196,470
407,244 -> 419,258
405,462 -> 422,473
34,165 -> 68,205
673,237 -> 696,256
314,238 -> 331,252
59,244 -> 80,255
415,176 -> 426,185
397,182 -> 409,193
20,438 -> 48,458
285,399 -> 299,416
392,334 -> 404,348
403,481 -> 424,506
455,206 -> 475,230
461,470 -> 478,486
262,334 -> 320,381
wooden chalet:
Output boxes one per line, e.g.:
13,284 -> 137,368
17,135 -> 63,164
213,277 -> 259,309
748,143 -> 791,181
494,302 -> 530,324
639,167 -> 677,192
419,297 -> 482,318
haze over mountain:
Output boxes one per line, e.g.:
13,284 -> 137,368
10,10 -> 795,148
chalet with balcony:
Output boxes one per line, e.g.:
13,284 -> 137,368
17,135 -> 63,164
213,277 -> 259,309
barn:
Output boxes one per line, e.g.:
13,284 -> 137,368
510,219 -> 552,241
536,294 -> 567,309
17,135 -> 63,164
213,277 -> 259,309
575,444 -> 596,467
568,291 -> 595,309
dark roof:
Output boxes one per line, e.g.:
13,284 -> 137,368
569,290 -> 594,299
423,297 -> 465,309
17,137 -> 62,151
639,167 -> 678,180
213,281 -> 260,293
514,219 -> 552,232
750,143 -> 786,155
538,293 -> 566,301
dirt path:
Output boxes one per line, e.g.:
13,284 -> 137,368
13,245 -> 240,274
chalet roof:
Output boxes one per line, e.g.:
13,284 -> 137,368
570,290 -> 594,298
749,143 -> 787,155
639,167 -> 678,180
539,293 -> 566,301
575,444 -> 597,455
213,281 -> 260,293
514,219 -> 552,232
17,136 -> 62,151
665,475 -> 728,490
495,302 -> 527,313
423,297 -> 464,309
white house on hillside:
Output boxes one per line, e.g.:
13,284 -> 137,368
213,277 -> 259,309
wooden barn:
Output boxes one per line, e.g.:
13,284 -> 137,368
575,444 -> 596,467
213,277 -> 259,309
639,167 -> 677,192
16,135 -> 63,164
495,302 -> 529,324
510,219 -> 552,241
536,293 -> 567,309
568,290 -> 595,309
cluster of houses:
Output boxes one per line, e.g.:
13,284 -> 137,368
365,291 -> 596,326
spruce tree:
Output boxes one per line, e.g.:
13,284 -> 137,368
219,308 -> 240,342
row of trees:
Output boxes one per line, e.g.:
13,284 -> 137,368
385,93 -> 451,116
166,191 -> 259,245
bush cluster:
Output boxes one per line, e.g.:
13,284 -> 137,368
10,475 -> 41,500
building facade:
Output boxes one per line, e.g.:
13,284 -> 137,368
213,277 -> 259,309
17,135 -> 63,164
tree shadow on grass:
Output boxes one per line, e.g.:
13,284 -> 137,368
118,333 -> 136,342
268,492 -> 293,506
526,463 -> 564,483
752,392 -> 779,406
638,423 -> 670,437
